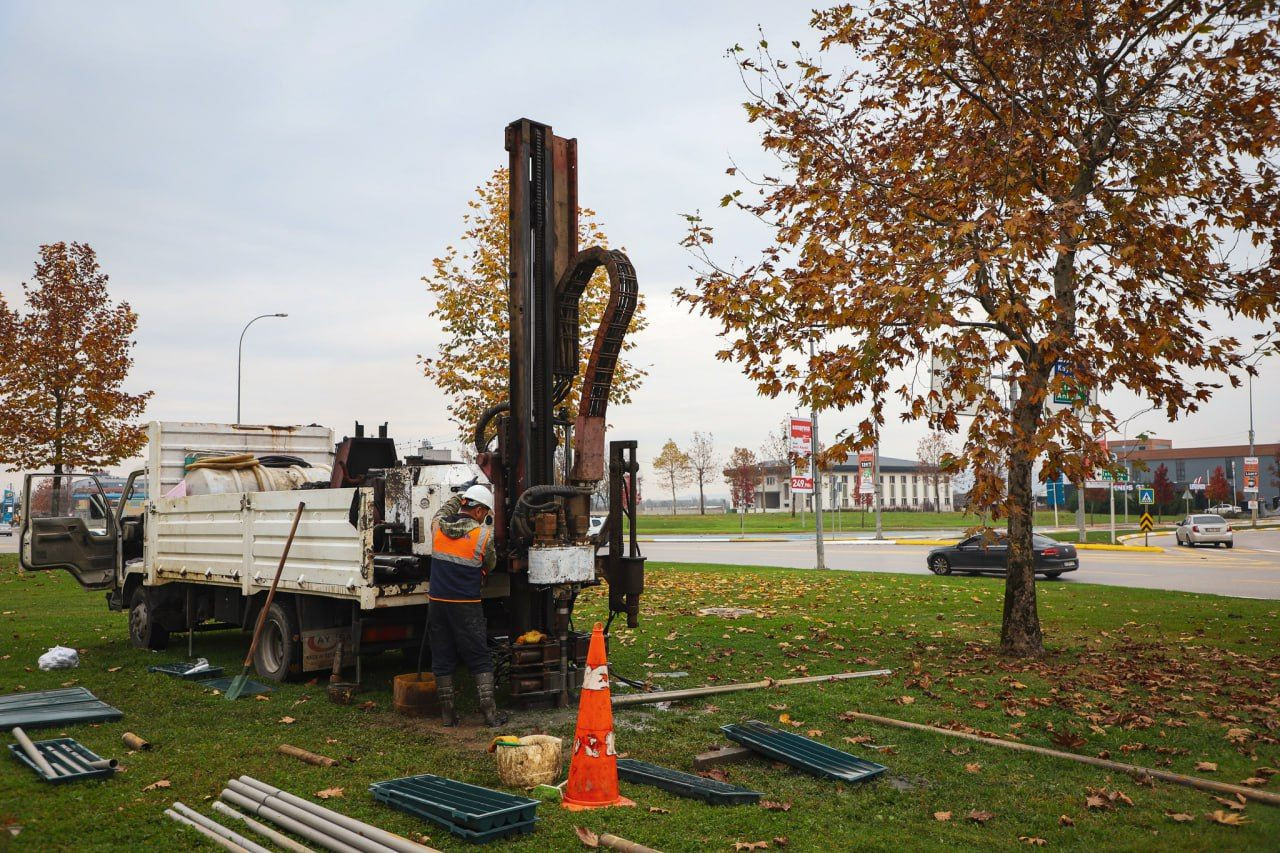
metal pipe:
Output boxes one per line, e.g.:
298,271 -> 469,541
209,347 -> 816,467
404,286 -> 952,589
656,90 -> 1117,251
220,788 -> 361,853
51,744 -> 96,773
172,802 -> 273,853
165,807 -> 253,853
213,801 -> 316,853
11,727 -> 56,779
225,782 -> 394,853
123,731 -> 151,750
611,669 -> 893,707
237,776 -> 436,853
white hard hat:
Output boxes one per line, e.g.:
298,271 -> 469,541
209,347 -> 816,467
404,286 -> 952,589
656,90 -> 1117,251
462,484 -> 495,510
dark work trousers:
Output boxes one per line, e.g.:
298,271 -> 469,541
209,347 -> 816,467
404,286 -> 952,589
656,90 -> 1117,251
428,602 -> 492,677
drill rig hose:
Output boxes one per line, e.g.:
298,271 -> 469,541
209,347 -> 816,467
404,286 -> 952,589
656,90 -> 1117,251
508,485 -> 592,545
474,402 -> 510,454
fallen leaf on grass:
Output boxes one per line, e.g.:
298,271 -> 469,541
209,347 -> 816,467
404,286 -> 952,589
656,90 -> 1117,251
1194,761 -> 1217,772
1257,767 -> 1278,777
772,838 -> 788,848
315,788 -> 344,799
1240,777 -> 1269,787
1206,810 -> 1250,826
778,714 -> 802,727
325,738 -> 339,744
1225,728 -> 1252,744
1018,837 -> 1046,846
895,695 -> 916,706
698,769 -> 730,783
254,694 -> 270,702
843,735 -> 871,745
358,700 -> 377,711
1085,795 -> 1109,811
278,716 -> 296,725
964,763 -> 982,774
806,730 -> 824,738
1164,811 -> 1195,822
966,810 -> 994,824
759,801 -> 791,812
142,779 -> 170,792
647,807 -> 669,814
107,666 -> 122,673
734,842 -> 770,851
574,826 -> 599,847
1051,731 -> 1087,749
948,746 -> 971,756
1058,815 -> 1074,827
933,811 -> 952,822
768,704 -> 787,711
1212,795 -> 1247,812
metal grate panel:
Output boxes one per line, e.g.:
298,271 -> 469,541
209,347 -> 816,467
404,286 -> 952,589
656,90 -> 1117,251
616,758 -> 762,804
722,720 -> 888,783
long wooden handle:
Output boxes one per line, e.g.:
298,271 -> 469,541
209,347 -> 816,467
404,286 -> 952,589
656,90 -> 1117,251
845,711 -> 1280,807
242,502 -> 305,667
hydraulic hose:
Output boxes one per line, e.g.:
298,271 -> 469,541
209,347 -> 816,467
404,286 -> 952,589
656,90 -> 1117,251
507,485 -> 591,545
474,402 -> 510,454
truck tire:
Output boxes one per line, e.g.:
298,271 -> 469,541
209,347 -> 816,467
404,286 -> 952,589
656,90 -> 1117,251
254,600 -> 301,683
129,586 -> 170,651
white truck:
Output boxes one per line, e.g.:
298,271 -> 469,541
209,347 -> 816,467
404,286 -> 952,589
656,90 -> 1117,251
18,421 -> 536,683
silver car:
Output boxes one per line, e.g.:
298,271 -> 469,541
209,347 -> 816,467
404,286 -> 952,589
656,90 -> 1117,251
1175,514 -> 1234,548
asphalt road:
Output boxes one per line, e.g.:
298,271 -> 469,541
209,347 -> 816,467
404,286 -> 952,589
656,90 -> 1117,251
640,528 -> 1280,599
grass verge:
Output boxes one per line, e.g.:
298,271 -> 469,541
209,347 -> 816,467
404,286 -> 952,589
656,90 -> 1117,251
1,555 -> 1277,851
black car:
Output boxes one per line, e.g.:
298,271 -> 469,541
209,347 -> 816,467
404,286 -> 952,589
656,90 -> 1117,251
926,532 -> 1079,579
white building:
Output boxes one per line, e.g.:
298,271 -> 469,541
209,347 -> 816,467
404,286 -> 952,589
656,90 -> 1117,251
754,455 -> 954,512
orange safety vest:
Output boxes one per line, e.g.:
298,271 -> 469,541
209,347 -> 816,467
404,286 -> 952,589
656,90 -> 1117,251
428,523 -> 491,603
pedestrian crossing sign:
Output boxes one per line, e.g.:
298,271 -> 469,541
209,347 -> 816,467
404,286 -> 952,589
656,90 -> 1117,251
1139,512 -> 1154,532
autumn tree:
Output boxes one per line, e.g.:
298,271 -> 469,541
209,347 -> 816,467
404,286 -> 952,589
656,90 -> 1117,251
680,2 -> 1280,657
1206,466 -> 1231,505
422,168 -> 648,442
686,431 -> 720,515
652,439 -> 692,513
917,432 -> 954,514
723,447 -> 762,534
760,417 -> 798,515
1152,463 -> 1174,518
0,242 -> 151,475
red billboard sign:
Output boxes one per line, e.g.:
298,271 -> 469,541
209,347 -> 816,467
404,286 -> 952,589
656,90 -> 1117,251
789,418 -> 812,455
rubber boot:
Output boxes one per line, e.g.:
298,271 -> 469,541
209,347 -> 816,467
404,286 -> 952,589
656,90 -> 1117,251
437,675 -> 458,727
475,671 -> 509,728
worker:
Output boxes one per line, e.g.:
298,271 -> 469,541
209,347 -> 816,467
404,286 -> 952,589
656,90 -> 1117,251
428,483 -> 508,728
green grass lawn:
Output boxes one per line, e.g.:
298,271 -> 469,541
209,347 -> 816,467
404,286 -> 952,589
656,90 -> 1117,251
1,555 -> 1278,851
640,510 -> 1066,535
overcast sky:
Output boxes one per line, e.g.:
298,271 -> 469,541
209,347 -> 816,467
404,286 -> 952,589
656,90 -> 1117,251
2,2 -> 1275,500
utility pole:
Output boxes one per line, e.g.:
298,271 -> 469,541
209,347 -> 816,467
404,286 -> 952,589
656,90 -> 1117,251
872,439 -> 883,540
1249,371 -> 1258,529
809,338 -> 826,570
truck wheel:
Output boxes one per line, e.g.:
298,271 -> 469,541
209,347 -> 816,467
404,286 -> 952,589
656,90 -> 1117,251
129,586 -> 169,650
253,600 -> 301,683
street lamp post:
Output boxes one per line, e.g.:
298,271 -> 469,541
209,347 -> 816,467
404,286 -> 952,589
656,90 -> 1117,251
236,313 -> 288,425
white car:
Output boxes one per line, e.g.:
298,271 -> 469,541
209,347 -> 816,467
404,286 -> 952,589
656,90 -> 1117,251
1206,503 -> 1241,516
1175,514 -> 1234,548
588,516 -> 605,540
0,521 -> 12,537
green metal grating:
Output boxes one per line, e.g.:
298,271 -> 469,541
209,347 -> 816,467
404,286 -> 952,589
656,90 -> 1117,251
616,758 -> 762,804
370,773 -> 538,843
0,688 -> 123,731
8,737 -> 115,783
722,720 -> 888,783
148,662 -> 225,680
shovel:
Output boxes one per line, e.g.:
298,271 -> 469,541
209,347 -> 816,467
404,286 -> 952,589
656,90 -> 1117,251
226,501 -> 305,700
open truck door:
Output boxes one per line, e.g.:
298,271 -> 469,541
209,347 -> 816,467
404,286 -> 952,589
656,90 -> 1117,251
20,473 -> 118,590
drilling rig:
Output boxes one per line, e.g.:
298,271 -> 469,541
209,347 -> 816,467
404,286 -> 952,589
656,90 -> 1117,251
474,118 -> 647,705
18,118 -> 646,710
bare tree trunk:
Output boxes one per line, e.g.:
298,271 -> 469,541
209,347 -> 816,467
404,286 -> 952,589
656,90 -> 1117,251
1001,391 -> 1045,657
698,480 -> 706,515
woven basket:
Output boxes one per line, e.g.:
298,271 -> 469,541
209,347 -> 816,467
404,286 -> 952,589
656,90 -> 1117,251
494,735 -> 562,788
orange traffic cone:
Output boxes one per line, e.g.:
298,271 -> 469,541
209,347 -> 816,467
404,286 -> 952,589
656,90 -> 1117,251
562,622 -> 634,811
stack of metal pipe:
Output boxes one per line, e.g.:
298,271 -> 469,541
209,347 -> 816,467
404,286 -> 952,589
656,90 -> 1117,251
217,775 -> 438,853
